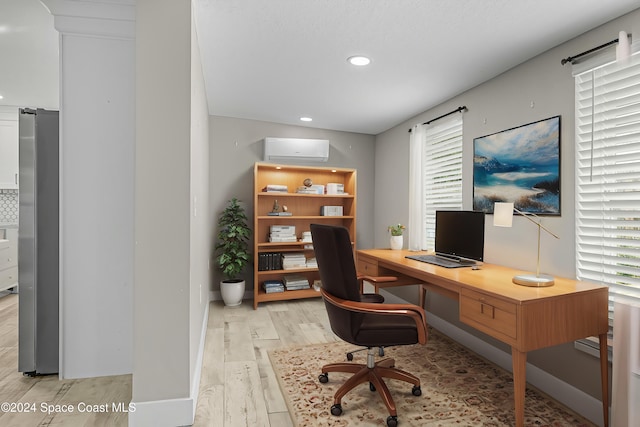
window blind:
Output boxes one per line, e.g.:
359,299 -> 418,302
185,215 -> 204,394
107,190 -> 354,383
575,53 -> 640,334
422,115 -> 463,249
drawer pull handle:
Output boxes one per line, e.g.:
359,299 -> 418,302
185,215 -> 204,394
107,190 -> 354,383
480,303 -> 495,319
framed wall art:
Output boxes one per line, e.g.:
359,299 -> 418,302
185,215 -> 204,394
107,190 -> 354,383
473,116 -> 560,215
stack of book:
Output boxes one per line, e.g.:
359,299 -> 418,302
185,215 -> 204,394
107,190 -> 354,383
269,225 -> 297,242
263,184 -> 288,193
306,257 -> 318,268
262,280 -> 284,293
282,252 -> 307,269
283,274 -> 310,290
295,186 -> 317,194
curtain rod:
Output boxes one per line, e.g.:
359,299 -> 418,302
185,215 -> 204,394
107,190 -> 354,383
561,33 -> 631,66
408,106 -> 467,132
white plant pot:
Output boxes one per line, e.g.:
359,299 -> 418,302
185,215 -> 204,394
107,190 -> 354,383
390,235 -> 403,250
220,279 -> 245,307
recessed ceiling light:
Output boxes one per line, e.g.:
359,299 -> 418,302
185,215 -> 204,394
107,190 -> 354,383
300,117 -> 313,122
0,95 -> 3,100
347,56 -> 371,66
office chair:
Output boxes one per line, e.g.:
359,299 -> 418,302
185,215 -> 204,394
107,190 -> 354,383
310,224 -> 428,427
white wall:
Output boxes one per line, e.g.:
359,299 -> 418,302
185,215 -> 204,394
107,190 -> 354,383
375,7 -> 640,404
132,0 -> 211,425
42,0 -> 135,379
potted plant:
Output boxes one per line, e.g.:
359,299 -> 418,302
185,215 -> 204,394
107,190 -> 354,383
215,198 -> 252,306
388,223 -> 405,250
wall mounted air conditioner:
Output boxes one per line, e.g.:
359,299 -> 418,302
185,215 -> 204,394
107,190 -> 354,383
263,137 -> 329,162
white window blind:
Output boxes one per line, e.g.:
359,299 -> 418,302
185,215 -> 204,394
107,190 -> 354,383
575,53 -> 640,334
422,115 -> 463,249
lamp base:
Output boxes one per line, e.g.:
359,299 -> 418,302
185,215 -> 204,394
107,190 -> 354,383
512,273 -> 555,287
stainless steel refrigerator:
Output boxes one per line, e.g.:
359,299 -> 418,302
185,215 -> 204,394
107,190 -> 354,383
18,108 -> 59,376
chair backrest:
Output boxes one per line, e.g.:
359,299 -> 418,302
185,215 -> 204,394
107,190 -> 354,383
310,224 -> 363,343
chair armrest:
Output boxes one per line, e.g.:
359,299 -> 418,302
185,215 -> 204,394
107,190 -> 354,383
357,274 -> 397,284
321,289 -> 428,344
356,274 -> 397,295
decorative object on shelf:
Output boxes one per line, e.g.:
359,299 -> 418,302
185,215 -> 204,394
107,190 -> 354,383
303,178 -> 312,187
388,224 -> 405,250
272,199 -> 280,213
493,202 -> 559,287
216,198 -> 252,306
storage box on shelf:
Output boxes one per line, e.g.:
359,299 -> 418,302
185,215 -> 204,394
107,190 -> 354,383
253,162 -> 357,309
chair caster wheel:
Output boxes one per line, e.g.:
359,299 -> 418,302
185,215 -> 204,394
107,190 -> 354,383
318,373 -> 328,383
369,382 -> 376,392
346,353 -> 354,361
412,385 -> 422,396
331,404 -> 342,416
386,415 -> 398,427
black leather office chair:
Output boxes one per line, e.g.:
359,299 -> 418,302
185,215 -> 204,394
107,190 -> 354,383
310,224 -> 428,427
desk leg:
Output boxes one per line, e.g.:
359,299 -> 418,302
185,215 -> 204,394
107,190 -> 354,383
512,348 -> 527,427
599,333 -> 609,427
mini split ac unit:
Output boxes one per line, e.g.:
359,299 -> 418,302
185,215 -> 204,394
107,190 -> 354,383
263,137 -> 329,162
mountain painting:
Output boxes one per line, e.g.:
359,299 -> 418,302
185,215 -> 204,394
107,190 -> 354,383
473,116 -> 560,215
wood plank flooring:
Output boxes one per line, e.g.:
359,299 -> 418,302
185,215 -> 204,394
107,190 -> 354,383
0,292 -> 336,426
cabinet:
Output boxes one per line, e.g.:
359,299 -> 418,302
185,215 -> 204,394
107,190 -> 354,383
0,108 -> 19,189
0,228 -> 18,291
253,162 -> 357,309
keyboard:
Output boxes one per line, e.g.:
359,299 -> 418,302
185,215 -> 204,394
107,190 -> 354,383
405,254 -> 475,269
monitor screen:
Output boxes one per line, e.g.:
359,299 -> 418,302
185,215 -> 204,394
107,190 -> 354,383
435,210 -> 485,262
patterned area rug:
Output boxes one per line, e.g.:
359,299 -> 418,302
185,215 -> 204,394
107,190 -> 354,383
268,328 -> 595,426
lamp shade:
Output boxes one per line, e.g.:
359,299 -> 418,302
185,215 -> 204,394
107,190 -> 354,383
493,202 -> 514,227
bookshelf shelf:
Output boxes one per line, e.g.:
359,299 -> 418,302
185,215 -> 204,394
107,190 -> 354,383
253,162 -> 357,309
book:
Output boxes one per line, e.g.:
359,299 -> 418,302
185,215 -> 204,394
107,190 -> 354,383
283,274 -> 310,287
282,252 -> 307,269
263,184 -> 288,192
263,279 -> 284,288
267,212 -> 293,216
269,235 -> 297,243
270,225 -> 296,233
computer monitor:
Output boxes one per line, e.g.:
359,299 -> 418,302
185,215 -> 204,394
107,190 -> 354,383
435,210 -> 485,262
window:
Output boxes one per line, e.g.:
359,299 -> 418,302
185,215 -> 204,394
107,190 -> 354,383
422,115 -> 463,249
575,53 -> 640,340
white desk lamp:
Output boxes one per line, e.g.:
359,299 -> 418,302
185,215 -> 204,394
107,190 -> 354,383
493,202 -> 559,287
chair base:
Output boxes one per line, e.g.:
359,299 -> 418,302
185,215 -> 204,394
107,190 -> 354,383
320,351 -> 421,418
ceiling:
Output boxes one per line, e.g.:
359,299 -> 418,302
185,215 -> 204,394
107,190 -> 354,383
193,0 -> 639,135
1,1 -> 639,135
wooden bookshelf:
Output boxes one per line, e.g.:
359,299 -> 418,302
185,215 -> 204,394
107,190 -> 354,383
253,162 -> 356,309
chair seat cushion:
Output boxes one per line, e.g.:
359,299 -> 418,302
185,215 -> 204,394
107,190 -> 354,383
355,313 -> 419,346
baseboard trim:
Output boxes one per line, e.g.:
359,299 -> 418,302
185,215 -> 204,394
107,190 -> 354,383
128,397 -> 194,427
129,301 -> 210,426
209,290 -> 252,302
379,289 -> 606,427
190,302 -> 210,418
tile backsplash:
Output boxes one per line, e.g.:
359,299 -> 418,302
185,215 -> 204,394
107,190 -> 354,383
0,190 -> 18,224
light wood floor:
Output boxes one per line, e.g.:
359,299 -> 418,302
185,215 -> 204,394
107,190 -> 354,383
0,291 -> 337,426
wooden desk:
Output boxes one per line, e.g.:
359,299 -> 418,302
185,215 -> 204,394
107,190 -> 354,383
357,249 -> 609,427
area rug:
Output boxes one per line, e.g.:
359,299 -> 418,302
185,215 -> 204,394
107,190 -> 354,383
268,328 -> 595,426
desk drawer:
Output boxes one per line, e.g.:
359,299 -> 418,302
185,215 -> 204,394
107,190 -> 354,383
357,258 -> 379,276
460,289 -> 517,341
